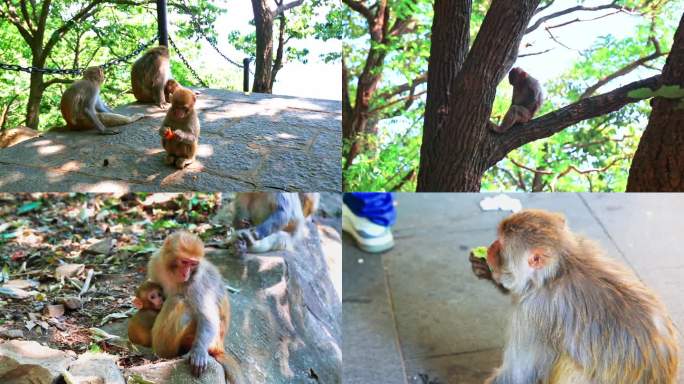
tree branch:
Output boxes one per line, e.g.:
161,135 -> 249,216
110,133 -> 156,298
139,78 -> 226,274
273,0 -> 304,16
488,75 -> 661,166
342,0 -> 374,24
526,1 -> 620,33
580,39 -> 665,99
19,0 -> 34,32
42,78 -> 74,90
376,72 -> 428,99
1,0 -> 34,43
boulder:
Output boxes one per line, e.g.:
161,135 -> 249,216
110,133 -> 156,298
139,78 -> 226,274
0,340 -> 76,384
67,352 -> 125,384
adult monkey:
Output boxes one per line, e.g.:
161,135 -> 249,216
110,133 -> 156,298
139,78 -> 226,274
477,210 -> 678,384
148,231 -> 243,383
492,67 -> 543,133
131,46 -> 178,108
230,192 -> 319,253
60,67 -> 143,135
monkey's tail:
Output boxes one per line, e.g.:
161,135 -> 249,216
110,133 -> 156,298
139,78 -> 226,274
96,112 -> 145,127
214,352 -> 245,384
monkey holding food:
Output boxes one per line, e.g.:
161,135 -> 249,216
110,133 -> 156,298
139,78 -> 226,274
492,67 -> 543,133
131,46 -> 180,108
147,231 -> 243,383
473,209 -> 678,384
127,281 -> 164,347
60,66 -> 143,135
229,192 -> 319,254
159,88 -> 200,169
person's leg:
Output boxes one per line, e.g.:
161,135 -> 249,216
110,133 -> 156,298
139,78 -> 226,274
342,193 -> 395,253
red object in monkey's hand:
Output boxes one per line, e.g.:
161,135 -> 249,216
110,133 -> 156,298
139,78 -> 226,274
163,128 -> 175,140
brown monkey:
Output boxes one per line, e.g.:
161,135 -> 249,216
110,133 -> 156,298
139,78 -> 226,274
159,88 -> 200,169
131,46 -> 178,108
60,67 -> 143,135
492,67 -> 543,133
164,79 -> 181,103
127,281 -> 164,347
482,209 -> 678,384
147,231 -> 243,383
230,193 -> 319,253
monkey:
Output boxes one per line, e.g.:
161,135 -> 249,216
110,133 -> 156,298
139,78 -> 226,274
481,209 -> 678,384
159,88 -> 200,169
147,231 -> 243,383
131,46 -> 178,108
492,67 -> 543,133
60,67 -> 143,135
229,193 -> 319,253
127,281 -> 164,347
164,79 -> 181,103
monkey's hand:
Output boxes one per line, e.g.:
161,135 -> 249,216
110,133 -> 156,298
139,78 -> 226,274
161,127 -> 175,140
188,347 -> 210,377
469,253 -> 493,280
236,228 -> 261,246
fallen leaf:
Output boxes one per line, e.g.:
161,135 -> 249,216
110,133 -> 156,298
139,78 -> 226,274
55,263 -> 85,279
0,286 -> 31,299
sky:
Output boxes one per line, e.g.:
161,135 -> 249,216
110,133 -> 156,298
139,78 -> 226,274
172,1 -> 341,101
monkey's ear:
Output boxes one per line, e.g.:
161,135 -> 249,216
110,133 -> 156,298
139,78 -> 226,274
132,297 -> 144,309
552,212 -> 566,226
527,248 -> 547,270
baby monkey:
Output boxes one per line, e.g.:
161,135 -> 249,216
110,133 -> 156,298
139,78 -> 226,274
159,88 -> 200,169
128,280 -> 164,347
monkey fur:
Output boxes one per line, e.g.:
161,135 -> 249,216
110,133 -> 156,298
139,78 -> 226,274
60,67 -> 143,135
483,209 -> 678,384
230,192 -> 319,253
159,88 -> 200,169
127,281 -> 164,348
131,46 -> 178,108
493,67 -> 543,133
147,231 -> 244,383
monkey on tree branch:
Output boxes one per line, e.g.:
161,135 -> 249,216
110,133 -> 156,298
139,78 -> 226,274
492,67 -> 544,133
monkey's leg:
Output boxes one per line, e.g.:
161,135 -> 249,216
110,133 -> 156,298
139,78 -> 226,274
494,106 -> 532,133
248,231 -> 294,253
174,156 -> 194,169
96,112 -> 144,127
86,108 -> 120,135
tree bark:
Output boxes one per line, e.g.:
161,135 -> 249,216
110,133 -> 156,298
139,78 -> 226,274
627,13 -> 684,191
417,0 -> 540,191
270,12 -> 286,90
252,0 -> 275,93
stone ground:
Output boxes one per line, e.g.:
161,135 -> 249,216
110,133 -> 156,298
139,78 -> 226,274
0,89 -> 341,192
343,193 -> 684,384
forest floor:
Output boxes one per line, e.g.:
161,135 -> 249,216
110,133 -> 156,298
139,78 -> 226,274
0,192 -> 343,383
342,193 -> 684,384
0,90 -> 341,192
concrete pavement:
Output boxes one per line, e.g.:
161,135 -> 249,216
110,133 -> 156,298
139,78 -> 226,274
342,193 -> 684,383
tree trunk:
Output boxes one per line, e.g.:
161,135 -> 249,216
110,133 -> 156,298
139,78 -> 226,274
626,13 -> 684,191
417,0 -> 539,191
252,0 -> 274,93
26,58 -> 46,130
270,13 -> 286,90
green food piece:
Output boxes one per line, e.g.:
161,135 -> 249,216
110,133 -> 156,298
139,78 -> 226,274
471,246 -> 488,260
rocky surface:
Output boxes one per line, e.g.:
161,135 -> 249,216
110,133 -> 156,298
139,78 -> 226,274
0,89 -> 341,192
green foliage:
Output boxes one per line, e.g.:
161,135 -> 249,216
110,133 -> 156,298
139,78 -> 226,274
0,1 -> 230,131
344,0 -> 683,192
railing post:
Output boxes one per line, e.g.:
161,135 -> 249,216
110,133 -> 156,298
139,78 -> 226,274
243,58 -> 251,92
157,0 -> 168,47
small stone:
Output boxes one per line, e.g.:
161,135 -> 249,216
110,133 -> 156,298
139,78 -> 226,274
84,237 -> 113,255
55,263 -> 85,279
2,279 -> 39,290
0,328 -> 23,339
45,304 -> 65,318
0,286 -> 31,299
62,296 -> 83,310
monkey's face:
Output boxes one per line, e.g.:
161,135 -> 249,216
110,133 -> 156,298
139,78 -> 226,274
147,289 -> 164,310
487,239 -> 516,288
170,89 -> 196,120
173,257 -> 199,283
508,67 -> 525,86
165,79 -> 180,97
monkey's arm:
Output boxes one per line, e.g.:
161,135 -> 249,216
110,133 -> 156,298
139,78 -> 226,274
172,129 -> 198,145
186,276 -> 222,376
94,96 -> 113,113
252,193 -> 297,240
